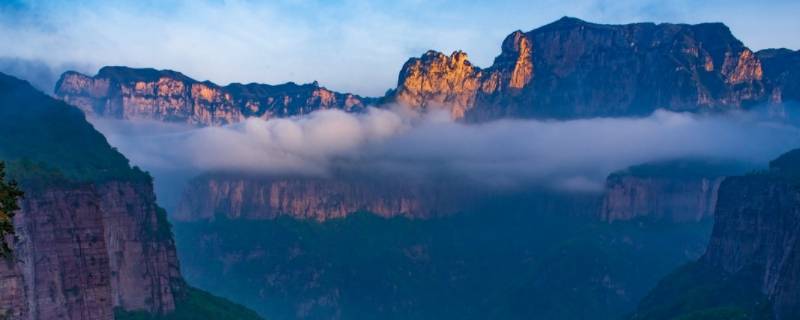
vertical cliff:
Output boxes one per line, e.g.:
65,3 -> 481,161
0,255 -> 27,319
0,72 -> 182,319
599,160 -> 750,223
5,181 -> 182,320
699,151 -> 800,319
0,72 -> 261,319
601,175 -> 724,223
632,151 -> 800,320
55,67 -> 375,126
174,173 -> 474,222
97,182 -> 182,314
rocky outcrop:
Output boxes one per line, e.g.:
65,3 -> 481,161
392,51 -> 484,119
391,17 -> 779,120
390,31 -> 535,120
55,66 -> 375,126
174,174 -> 472,222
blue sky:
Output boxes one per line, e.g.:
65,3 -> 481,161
1,0 -> 799,96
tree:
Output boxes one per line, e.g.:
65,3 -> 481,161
0,161 -> 23,257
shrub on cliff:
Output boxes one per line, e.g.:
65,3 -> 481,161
0,161 -> 23,257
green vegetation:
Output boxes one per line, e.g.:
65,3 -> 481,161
173,194 -> 713,320
0,72 -> 149,186
630,263 -> 774,320
0,161 -> 23,257
0,74 -> 260,319
115,286 -> 263,320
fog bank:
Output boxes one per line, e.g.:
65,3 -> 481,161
91,107 -> 800,195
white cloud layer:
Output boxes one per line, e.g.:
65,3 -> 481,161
91,107 -> 800,193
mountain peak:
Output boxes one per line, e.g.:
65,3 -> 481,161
536,16 -> 594,30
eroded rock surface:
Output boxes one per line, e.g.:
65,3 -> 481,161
1,181 -> 182,320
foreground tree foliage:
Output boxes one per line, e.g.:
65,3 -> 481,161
0,161 -> 23,257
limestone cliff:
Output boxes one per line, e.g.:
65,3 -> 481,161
0,256 -> 27,319
599,160 -> 751,223
393,51 -> 484,119
55,67 -> 375,126
56,18 -> 799,124
0,181 -> 182,320
0,72 -> 259,320
601,175 -> 724,223
632,151 -> 800,319
391,17 -> 778,120
699,151 -> 800,319
174,174 -> 472,222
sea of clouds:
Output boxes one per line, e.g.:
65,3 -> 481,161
91,105 -> 800,194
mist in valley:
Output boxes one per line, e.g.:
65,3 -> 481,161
83,103 -> 800,319
88,105 -> 800,211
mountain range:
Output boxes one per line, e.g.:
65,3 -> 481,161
0,16 -> 799,320
55,17 -> 799,126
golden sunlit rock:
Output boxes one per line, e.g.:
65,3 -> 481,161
394,50 -> 483,119
55,67 -> 374,126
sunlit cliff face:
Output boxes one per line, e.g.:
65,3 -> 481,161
55,67 -> 375,126
392,31 -> 534,120
54,19 -> 796,126
389,19 -> 779,121
394,50 -> 483,119
723,49 -> 763,84
503,31 -> 534,90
